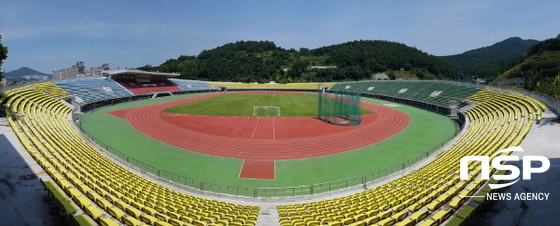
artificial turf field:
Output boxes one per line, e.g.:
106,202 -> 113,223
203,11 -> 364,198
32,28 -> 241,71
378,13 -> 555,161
76,92 -> 458,195
163,93 -> 373,117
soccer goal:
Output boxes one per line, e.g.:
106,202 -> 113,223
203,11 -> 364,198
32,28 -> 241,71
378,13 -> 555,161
253,106 -> 281,117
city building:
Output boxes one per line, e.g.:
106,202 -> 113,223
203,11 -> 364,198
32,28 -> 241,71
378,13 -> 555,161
53,62 -> 110,80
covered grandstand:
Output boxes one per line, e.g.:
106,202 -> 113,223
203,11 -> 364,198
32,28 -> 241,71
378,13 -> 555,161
0,77 -> 556,226
104,70 -> 183,95
51,71 -> 219,112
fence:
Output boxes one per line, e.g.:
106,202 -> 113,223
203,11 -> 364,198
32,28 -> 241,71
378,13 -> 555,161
78,119 -> 460,197
318,89 -> 362,126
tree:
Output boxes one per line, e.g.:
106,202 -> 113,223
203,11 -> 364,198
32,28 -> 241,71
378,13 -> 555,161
288,60 -> 309,78
388,71 -> 396,80
299,47 -> 310,55
0,35 -> 8,81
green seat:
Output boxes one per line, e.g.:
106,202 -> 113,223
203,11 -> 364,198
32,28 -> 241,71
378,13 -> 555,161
59,200 -> 79,215
473,189 -> 490,204
72,214 -> 96,226
51,188 -> 69,202
445,216 -> 466,226
457,206 -> 477,220
41,180 -> 58,191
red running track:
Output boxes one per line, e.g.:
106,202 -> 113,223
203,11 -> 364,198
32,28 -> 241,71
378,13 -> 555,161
107,92 -> 410,179
159,113 -> 377,139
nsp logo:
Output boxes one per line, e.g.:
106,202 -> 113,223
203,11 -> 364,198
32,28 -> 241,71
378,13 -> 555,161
460,146 -> 550,189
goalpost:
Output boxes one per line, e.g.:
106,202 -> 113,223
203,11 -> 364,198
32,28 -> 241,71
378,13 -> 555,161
253,106 -> 281,117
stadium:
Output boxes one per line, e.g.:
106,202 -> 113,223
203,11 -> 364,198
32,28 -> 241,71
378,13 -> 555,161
1,70 -> 559,226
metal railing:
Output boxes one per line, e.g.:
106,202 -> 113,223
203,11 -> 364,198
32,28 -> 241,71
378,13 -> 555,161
78,117 -> 460,197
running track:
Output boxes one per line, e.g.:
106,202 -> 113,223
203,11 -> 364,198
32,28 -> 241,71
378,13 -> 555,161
108,92 -> 410,179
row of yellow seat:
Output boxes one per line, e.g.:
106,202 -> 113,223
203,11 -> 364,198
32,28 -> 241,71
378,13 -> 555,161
276,88 -> 544,226
35,82 -> 73,99
1,83 -> 260,226
207,82 -> 334,90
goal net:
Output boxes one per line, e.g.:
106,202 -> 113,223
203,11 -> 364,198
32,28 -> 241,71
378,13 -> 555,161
253,106 -> 281,117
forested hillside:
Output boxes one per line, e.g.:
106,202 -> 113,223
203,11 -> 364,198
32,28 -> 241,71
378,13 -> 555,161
137,40 -> 461,83
490,35 -> 560,98
311,40 -> 460,80
441,37 -> 538,78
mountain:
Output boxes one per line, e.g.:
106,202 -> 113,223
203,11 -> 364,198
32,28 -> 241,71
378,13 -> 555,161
138,40 -> 461,82
489,35 -> 560,98
310,40 -> 460,80
440,37 -> 539,78
4,67 -> 52,82
5,67 -> 52,78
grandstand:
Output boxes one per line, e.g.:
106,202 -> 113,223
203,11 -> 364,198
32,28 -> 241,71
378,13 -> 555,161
49,71 -> 218,112
169,79 -> 219,92
331,81 -> 481,111
104,70 -> 183,95
1,84 -> 260,226
54,77 -> 134,104
0,78 -> 551,226
275,87 -> 544,226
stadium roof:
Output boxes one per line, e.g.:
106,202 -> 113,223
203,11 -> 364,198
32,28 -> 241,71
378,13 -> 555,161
102,69 -> 179,77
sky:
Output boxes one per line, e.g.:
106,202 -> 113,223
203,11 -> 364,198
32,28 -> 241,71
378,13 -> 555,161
1,0 -> 559,74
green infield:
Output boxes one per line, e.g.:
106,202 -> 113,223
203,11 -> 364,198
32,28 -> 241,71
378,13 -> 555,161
163,93 -> 373,117
76,92 -> 458,196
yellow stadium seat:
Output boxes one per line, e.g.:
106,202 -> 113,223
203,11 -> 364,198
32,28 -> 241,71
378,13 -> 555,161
141,214 -> 159,225
192,219 -> 207,226
426,199 -> 444,212
115,201 -> 130,210
392,211 -> 409,221
168,218 -> 185,226
97,199 -> 113,210
364,216 -> 379,225
84,205 -> 103,220
126,206 -> 144,218
142,206 -> 157,215
431,209 -> 451,224
377,217 -> 396,226
180,215 -> 194,223
409,211 -> 428,223
394,218 -> 415,226
76,196 -> 92,209
155,221 -> 173,226
327,221 -> 342,226
123,216 -> 143,226
418,219 -> 437,226
449,197 -> 466,210
167,212 -> 181,220
99,217 -> 120,226
155,212 -> 171,222
377,210 -> 392,219
341,217 -> 355,224
107,206 -> 125,219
